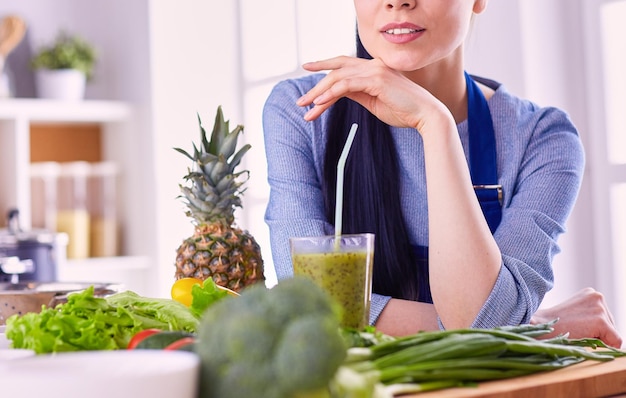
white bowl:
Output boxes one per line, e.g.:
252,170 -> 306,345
0,349 -> 35,360
0,350 -> 200,398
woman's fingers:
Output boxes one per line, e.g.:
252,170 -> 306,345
301,76 -> 382,121
296,56 -> 445,131
301,55 -> 357,72
298,58 -> 405,123
297,57 -> 371,107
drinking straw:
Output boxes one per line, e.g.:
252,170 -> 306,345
334,123 -> 359,242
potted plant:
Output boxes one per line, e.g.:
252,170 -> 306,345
31,31 -> 97,100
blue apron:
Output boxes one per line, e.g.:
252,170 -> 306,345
413,72 -> 503,303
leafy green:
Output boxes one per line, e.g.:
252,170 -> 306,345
106,290 -> 199,331
5,286 -> 199,354
189,278 -> 230,318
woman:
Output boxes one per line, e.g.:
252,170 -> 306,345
263,0 -> 622,347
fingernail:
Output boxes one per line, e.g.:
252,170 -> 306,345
303,108 -> 313,120
312,94 -> 326,105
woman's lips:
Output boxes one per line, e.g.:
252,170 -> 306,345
380,22 -> 425,44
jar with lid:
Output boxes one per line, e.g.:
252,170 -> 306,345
87,161 -> 119,257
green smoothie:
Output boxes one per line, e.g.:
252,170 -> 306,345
292,250 -> 373,329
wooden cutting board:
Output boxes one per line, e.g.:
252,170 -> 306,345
402,355 -> 626,397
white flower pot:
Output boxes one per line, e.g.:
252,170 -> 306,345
35,69 -> 86,100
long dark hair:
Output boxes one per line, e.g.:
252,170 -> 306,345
322,33 -> 419,300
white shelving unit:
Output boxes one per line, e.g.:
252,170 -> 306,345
0,99 -> 131,227
0,98 -> 151,295
0,1 -> 243,298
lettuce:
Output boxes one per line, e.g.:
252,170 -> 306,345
189,278 -> 230,318
4,286 -> 199,354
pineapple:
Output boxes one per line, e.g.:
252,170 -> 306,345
174,106 -> 264,292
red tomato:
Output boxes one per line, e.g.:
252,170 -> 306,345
164,336 -> 196,351
127,328 -> 162,349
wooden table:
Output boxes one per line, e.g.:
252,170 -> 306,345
403,355 -> 626,397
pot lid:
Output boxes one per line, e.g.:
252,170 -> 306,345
0,208 -> 58,245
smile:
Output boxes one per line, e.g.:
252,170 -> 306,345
384,28 -> 423,35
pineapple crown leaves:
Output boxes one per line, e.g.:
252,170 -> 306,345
174,106 -> 251,177
174,106 -> 251,225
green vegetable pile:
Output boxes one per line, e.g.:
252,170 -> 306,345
192,278 -> 626,397
338,321 -> 626,396
4,286 -> 199,353
5,277 -> 626,397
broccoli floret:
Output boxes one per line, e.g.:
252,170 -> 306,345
274,314 -> 347,393
194,277 -> 347,398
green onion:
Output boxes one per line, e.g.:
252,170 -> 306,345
337,320 -> 626,395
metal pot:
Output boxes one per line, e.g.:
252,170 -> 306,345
0,209 -> 65,283
0,281 -> 121,324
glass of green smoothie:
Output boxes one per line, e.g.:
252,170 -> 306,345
289,233 -> 374,330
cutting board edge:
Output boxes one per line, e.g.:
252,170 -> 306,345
400,355 -> 626,398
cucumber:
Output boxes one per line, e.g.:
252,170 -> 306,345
165,337 -> 196,352
134,331 -> 195,350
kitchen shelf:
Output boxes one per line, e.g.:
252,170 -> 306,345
0,98 -> 132,228
0,98 -> 150,294
0,98 -> 132,123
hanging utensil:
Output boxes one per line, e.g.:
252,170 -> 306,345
0,15 -> 26,58
0,15 -> 26,97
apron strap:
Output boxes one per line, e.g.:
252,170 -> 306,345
465,72 -> 502,233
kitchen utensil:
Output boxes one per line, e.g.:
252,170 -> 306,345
0,15 -> 26,97
0,350 -> 200,398
0,209 -> 66,283
0,281 -> 121,324
0,15 -> 26,58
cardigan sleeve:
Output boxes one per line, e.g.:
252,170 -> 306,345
468,105 -> 585,329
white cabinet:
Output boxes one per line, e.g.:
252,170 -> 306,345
0,99 -> 151,295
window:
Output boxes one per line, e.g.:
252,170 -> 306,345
601,1 -> 626,165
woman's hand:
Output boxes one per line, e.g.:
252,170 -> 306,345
532,288 -> 623,348
297,56 -> 450,132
